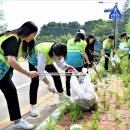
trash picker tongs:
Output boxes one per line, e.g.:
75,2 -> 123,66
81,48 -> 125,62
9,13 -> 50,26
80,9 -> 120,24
39,72 -> 86,76
91,62 -> 102,82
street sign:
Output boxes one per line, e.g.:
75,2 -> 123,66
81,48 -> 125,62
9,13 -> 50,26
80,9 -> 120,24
104,8 -> 112,13
109,5 -> 122,19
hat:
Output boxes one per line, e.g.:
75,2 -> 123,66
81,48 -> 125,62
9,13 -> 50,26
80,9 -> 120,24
77,29 -> 86,36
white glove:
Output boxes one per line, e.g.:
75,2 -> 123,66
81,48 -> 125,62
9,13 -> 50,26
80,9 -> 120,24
66,65 -> 77,73
105,55 -> 108,58
47,83 -> 55,93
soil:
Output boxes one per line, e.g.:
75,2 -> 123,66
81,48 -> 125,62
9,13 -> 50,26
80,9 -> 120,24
56,76 -> 130,130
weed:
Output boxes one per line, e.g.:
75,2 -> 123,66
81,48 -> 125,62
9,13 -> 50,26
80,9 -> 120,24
43,117 -> 56,130
115,93 -> 121,108
92,110 -> 101,121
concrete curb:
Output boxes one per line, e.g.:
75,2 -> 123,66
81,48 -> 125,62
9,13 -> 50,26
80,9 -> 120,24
35,108 -> 61,130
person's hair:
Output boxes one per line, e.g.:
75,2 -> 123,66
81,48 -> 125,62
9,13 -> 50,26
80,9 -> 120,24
0,21 -> 38,59
22,39 -> 35,58
86,34 -> 96,52
120,32 -> 127,38
0,21 -> 38,37
74,33 -> 86,42
108,34 -> 115,39
49,42 -> 67,59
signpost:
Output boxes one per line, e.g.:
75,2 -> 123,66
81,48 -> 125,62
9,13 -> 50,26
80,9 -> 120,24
104,8 -> 112,13
99,1 -> 122,50
109,5 -> 122,19
109,4 -> 122,51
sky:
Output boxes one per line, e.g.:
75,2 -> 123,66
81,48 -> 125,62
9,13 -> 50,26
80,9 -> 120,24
1,0 -> 126,30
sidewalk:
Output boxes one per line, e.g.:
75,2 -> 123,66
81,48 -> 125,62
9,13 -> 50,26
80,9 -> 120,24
3,93 -> 59,130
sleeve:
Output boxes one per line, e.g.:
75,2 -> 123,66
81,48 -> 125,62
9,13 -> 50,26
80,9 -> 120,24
56,57 -> 68,70
1,36 -> 19,57
103,41 -> 106,49
37,52 -> 47,80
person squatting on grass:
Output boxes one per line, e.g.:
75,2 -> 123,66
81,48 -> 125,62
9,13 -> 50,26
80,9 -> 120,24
103,34 -> 115,72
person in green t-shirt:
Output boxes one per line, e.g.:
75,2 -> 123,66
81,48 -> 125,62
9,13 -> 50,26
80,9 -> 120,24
103,34 -> 115,72
120,32 -> 130,51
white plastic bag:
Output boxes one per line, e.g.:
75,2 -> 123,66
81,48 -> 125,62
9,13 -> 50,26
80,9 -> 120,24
70,73 -> 98,110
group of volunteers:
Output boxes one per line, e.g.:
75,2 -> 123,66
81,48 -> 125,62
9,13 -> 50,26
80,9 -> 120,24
0,21 -> 129,129
0,21 -> 75,129
103,32 -> 130,72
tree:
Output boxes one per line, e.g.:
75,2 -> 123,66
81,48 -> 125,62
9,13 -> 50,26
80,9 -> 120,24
92,20 -> 113,43
84,19 -> 104,36
39,21 -> 81,37
0,0 -> 7,32
126,21 -> 130,34
118,0 -> 130,33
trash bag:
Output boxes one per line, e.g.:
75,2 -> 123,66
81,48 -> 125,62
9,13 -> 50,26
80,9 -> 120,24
70,73 -> 98,110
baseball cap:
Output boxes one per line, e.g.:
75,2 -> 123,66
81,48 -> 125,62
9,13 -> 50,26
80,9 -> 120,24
77,29 -> 86,36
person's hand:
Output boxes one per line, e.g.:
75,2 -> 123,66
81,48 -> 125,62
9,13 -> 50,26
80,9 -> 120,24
67,65 -> 77,72
88,63 -> 92,68
47,86 -> 55,93
112,62 -> 116,68
89,61 -> 93,67
119,55 -> 123,60
104,55 -> 108,58
27,71 -> 39,78
47,83 -> 55,93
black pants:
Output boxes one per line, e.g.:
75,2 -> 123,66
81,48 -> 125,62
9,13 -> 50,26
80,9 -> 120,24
0,77 -> 21,121
29,63 -> 63,105
104,53 -> 110,70
65,67 -> 83,96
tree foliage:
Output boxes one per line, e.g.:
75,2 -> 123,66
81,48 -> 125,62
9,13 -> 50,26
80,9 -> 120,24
37,1 -> 130,44
39,21 -> 80,36
118,0 -> 130,33
126,21 -> 130,34
37,19 -> 114,44
0,0 -> 7,32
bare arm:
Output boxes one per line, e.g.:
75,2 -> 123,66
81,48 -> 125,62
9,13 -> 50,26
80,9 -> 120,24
7,55 -> 38,78
84,53 -> 91,64
112,46 -> 115,57
103,41 -> 106,57
42,77 -> 50,84
103,49 -> 106,57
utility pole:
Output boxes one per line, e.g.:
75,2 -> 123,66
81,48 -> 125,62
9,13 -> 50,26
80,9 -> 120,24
114,2 -> 118,51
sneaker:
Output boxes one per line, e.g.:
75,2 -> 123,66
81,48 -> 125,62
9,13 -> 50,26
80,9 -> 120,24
106,70 -> 110,72
59,92 -> 70,102
30,105 -> 38,117
14,119 -> 34,129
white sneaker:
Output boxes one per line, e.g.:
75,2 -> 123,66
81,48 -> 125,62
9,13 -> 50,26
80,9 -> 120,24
62,92 -> 70,99
30,105 -> 38,117
14,119 -> 34,129
59,92 -> 70,102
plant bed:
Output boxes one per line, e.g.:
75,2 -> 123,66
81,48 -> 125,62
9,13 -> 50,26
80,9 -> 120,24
50,76 -> 130,130
36,53 -> 130,130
